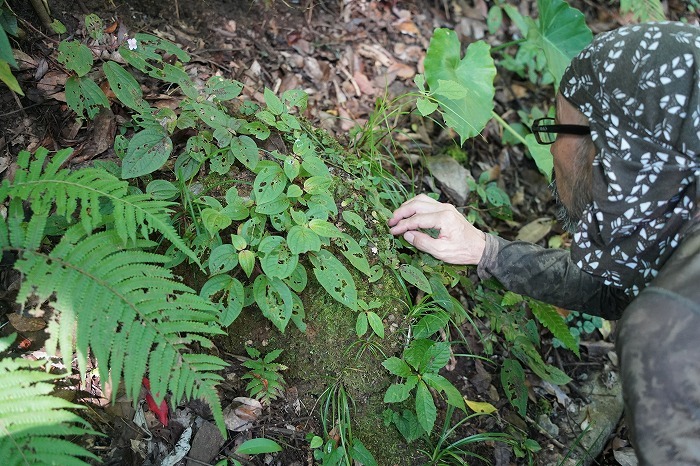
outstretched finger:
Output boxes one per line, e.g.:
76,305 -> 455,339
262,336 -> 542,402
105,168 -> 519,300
389,211 -> 446,235
388,196 -> 445,227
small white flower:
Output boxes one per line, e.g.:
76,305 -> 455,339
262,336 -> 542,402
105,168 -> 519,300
371,246 -> 378,255
127,38 -> 138,50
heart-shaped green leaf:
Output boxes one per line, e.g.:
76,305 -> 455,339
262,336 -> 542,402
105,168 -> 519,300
122,128 -> 173,178
527,0 -> 592,87
423,29 -> 496,145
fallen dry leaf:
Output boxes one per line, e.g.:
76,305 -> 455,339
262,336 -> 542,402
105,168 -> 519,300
515,217 -> 554,243
223,397 -> 262,432
7,313 -> 46,332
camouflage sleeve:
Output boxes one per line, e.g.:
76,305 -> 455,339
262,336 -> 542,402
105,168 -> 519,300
476,235 -> 629,319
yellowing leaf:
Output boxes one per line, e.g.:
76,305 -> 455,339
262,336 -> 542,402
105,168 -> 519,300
464,398 -> 497,414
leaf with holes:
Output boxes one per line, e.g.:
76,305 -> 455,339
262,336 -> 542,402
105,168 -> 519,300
253,163 -> 287,205
285,263 -> 308,293
501,358 -> 527,417
310,250 -> 357,311
230,135 -> 260,171
65,76 -> 110,120
342,211 -> 367,234
57,40 -> 93,76
253,275 -> 293,332
255,195 -> 290,216
242,121 -> 270,140
122,129 -> 173,178
205,75 -> 244,101
258,235 -> 298,280
337,234 -> 370,275
303,176 -> 332,195
209,244 -> 238,274
399,264 -> 432,294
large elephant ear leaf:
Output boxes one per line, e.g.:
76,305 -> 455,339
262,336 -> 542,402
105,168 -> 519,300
423,29 -> 496,146
527,0 -> 592,87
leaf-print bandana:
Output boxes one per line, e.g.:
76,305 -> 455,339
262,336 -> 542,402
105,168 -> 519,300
560,22 -> 700,296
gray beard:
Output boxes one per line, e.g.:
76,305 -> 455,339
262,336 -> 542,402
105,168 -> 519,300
549,177 -> 581,234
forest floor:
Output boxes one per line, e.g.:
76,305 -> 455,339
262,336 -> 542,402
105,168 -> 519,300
1,0 -> 698,465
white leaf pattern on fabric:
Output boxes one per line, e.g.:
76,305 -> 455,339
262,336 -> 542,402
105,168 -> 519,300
560,22 -> 700,296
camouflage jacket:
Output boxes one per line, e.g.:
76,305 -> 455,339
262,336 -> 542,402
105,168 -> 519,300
477,235 -> 632,320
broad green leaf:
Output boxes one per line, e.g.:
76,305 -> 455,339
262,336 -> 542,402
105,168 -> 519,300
421,340 -> 452,374
57,40 -> 93,76
239,215 -> 267,246
258,235 -> 298,279
367,311 -> 384,338
392,409 -> 422,443
65,76 -> 109,119
382,357 -> 412,378
256,109 -> 276,126
290,293 -> 306,332
287,225 -> 321,254
513,337 -> 572,385
284,157 -> 301,181
122,128 -> 173,178
103,61 -> 149,112
222,278 -> 245,326
242,121 -> 270,140
283,89 -> 308,110
230,135 -> 260,171
255,195 -> 290,215
416,97 -> 438,116
205,75 -> 243,101
310,250 -> 357,311
415,381 -> 437,434
527,0 -> 592,87
209,244 -> 238,274
300,154 -> 330,177
264,88 -> 284,115
525,133 -> 553,181
236,438 -> 283,455
239,250 -> 256,278
50,19 -> 66,34
399,264 -> 432,294
253,276 -> 294,332
337,234 -> 370,276
308,219 -> 342,238
422,373 -> 466,410
201,208 -> 232,236
423,29 -> 496,145
309,436 -> 323,449
303,176 -> 332,194
501,358 -> 527,417
285,262 -> 308,293
487,5 -> 503,34
341,210 -> 367,233
286,184 -> 303,198
413,311 -> 449,339
280,113 -> 301,130
529,300 -> 579,355
0,26 -> 16,67
0,60 -> 22,94
350,440 -> 378,466
356,312 -> 368,336
253,163 -> 287,205
384,378 -> 418,403
146,180 -> 179,200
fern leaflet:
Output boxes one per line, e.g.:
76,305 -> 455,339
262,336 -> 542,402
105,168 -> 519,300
620,0 -> 665,22
0,335 -> 99,466
0,147 -> 200,266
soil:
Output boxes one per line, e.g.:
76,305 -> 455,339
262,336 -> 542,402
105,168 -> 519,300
2,0 -> 697,465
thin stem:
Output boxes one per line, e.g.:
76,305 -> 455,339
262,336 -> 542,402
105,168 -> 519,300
491,111 -> 528,146
491,38 -> 527,53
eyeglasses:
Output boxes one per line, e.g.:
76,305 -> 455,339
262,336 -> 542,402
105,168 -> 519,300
531,118 -> 590,145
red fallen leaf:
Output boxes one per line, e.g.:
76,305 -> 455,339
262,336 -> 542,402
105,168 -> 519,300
17,338 -> 32,349
142,377 -> 169,426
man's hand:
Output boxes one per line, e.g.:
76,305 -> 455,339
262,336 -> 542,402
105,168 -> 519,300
388,194 -> 486,265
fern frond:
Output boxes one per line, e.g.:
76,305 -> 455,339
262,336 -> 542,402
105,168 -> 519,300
620,0 -> 665,22
0,337 -> 98,466
6,222 -> 228,434
0,147 -> 200,266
